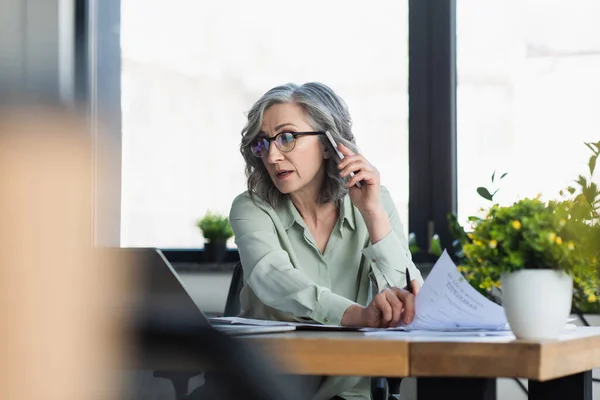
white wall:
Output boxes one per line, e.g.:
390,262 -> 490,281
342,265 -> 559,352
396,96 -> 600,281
179,271 -> 232,316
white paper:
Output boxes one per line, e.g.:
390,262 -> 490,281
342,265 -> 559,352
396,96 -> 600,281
209,316 -> 295,326
364,329 -> 515,338
209,316 -> 359,330
385,250 -> 509,332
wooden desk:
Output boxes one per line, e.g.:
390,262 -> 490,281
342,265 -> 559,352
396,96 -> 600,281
243,327 -> 600,400
409,327 -> 600,400
244,331 -> 409,377
409,327 -> 600,380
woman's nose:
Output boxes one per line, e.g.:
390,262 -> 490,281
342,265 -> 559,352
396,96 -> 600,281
266,142 -> 284,164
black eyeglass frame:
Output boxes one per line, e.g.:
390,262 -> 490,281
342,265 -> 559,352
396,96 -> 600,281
250,131 -> 326,157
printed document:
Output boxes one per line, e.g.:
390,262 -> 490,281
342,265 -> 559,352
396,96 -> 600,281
387,250 -> 509,331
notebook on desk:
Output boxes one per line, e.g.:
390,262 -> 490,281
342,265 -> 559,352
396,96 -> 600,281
98,247 -> 296,336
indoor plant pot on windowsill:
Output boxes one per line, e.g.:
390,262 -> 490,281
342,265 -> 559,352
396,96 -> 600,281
197,212 -> 233,263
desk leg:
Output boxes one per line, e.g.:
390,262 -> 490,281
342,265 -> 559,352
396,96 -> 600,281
417,377 -> 496,400
528,371 -> 592,400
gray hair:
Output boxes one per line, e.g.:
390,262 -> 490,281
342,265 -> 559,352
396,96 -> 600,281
240,82 -> 360,209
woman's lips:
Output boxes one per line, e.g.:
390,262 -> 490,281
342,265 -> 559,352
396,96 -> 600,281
275,170 -> 293,179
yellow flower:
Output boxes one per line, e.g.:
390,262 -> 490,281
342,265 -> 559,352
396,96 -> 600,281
467,233 -> 473,239
489,240 -> 498,249
512,220 -> 521,230
548,232 -> 557,242
588,294 -> 597,303
567,241 -> 575,250
556,237 -> 563,245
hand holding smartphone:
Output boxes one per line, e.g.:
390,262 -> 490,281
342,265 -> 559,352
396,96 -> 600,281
325,131 -> 362,188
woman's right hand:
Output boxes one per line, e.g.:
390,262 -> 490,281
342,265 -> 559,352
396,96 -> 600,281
341,287 -> 416,328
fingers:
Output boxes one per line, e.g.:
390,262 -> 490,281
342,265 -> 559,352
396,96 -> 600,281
390,287 -> 416,325
346,171 -> 373,188
337,142 -> 355,157
338,155 -> 367,171
384,289 -> 404,327
372,292 -> 392,326
370,286 -> 417,328
411,279 -> 422,296
372,289 -> 404,328
339,160 -> 374,177
338,158 -> 379,188
337,155 -> 364,172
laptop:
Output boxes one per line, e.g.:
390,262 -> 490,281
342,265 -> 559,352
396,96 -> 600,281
99,247 -> 295,336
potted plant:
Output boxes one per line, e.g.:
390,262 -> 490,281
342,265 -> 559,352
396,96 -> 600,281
461,198 -> 586,339
196,212 -> 233,263
448,141 -> 600,340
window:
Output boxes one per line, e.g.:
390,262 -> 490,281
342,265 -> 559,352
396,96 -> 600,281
120,0 -> 410,248
457,0 -> 600,224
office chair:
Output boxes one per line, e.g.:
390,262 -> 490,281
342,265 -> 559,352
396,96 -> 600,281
223,261 -> 244,317
372,377 -> 403,400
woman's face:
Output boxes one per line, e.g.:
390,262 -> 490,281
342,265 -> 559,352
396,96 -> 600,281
258,103 -> 328,196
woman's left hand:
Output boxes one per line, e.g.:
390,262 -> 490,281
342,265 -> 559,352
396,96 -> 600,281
337,143 -> 383,216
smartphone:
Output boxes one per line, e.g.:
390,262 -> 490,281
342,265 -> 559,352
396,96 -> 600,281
325,130 -> 362,188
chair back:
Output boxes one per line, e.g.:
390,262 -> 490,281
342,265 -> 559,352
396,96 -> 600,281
224,262 -> 244,317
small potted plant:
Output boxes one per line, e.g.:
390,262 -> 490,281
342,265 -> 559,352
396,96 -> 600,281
449,141 -> 600,339
459,197 -> 589,339
196,212 -> 233,263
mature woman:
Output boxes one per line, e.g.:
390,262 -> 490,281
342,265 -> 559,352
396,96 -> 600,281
229,82 -> 423,400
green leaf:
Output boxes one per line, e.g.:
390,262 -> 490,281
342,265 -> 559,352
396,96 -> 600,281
500,172 -> 508,180
576,175 -> 588,189
585,142 -> 599,155
491,170 -> 496,183
567,186 -> 576,195
477,187 -> 494,201
590,155 -> 597,176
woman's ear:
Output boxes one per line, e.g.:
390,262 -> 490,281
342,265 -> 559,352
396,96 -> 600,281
323,147 -> 331,159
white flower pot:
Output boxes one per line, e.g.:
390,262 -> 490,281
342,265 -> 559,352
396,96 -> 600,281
501,269 -> 573,340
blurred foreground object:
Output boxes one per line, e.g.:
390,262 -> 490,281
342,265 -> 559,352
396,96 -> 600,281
0,107 -> 130,400
0,106 -> 305,400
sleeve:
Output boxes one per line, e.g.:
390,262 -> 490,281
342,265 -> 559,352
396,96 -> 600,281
229,194 -> 357,325
361,187 -> 424,291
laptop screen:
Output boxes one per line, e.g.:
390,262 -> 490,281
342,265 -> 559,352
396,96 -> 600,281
95,247 -> 211,330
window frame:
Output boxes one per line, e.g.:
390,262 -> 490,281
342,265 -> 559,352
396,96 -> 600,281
84,0 -> 458,261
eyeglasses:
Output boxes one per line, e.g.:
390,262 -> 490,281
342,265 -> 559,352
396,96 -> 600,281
250,131 -> 325,158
